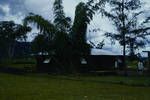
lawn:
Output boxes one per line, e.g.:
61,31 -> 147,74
0,58 -> 36,72
0,73 -> 150,100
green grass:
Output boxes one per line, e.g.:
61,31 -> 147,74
0,58 -> 36,70
127,60 -> 138,69
0,73 -> 150,100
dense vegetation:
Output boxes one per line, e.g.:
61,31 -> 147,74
0,21 -> 31,59
0,0 -> 150,73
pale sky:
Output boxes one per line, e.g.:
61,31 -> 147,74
0,0 -> 150,55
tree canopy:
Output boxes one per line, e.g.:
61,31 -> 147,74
0,21 -> 31,58
22,0 -> 150,73
102,0 -> 150,64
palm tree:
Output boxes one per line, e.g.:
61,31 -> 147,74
23,0 -> 110,73
24,13 -> 55,40
24,0 -> 72,73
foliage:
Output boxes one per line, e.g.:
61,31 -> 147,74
101,0 -> 150,66
104,0 -> 150,55
0,21 -> 31,42
0,21 -> 31,59
24,13 -> 55,40
24,13 -> 57,55
71,2 -> 91,56
53,0 -> 72,52
89,40 -> 105,49
31,34 -> 49,54
71,0 -> 110,56
53,0 -> 71,32
24,0 -> 73,73
23,0 -> 111,73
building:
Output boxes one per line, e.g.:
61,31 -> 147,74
35,48 -> 123,73
79,49 -> 123,72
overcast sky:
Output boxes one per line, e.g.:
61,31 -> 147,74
0,0 -> 150,55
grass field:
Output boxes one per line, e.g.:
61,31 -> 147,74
0,73 -> 150,100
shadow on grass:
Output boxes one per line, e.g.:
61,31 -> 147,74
0,66 -> 26,75
0,66 -> 150,87
45,73 -> 150,87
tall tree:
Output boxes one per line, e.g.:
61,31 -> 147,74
71,2 -> 91,56
0,21 -> 31,59
53,0 -> 71,32
71,0 -> 109,56
53,0 -> 75,73
103,0 -> 150,68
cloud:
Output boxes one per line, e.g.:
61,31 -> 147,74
0,0 -> 27,24
0,0 -> 54,22
24,0 -> 54,20
0,6 -> 6,17
0,4 -> 10,16
0,0 -> 27,15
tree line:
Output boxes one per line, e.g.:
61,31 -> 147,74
0,0 -> 150,73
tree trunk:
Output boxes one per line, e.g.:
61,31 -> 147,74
122,0 -> 127,75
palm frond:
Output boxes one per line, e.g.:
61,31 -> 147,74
24,13 -> 56,39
